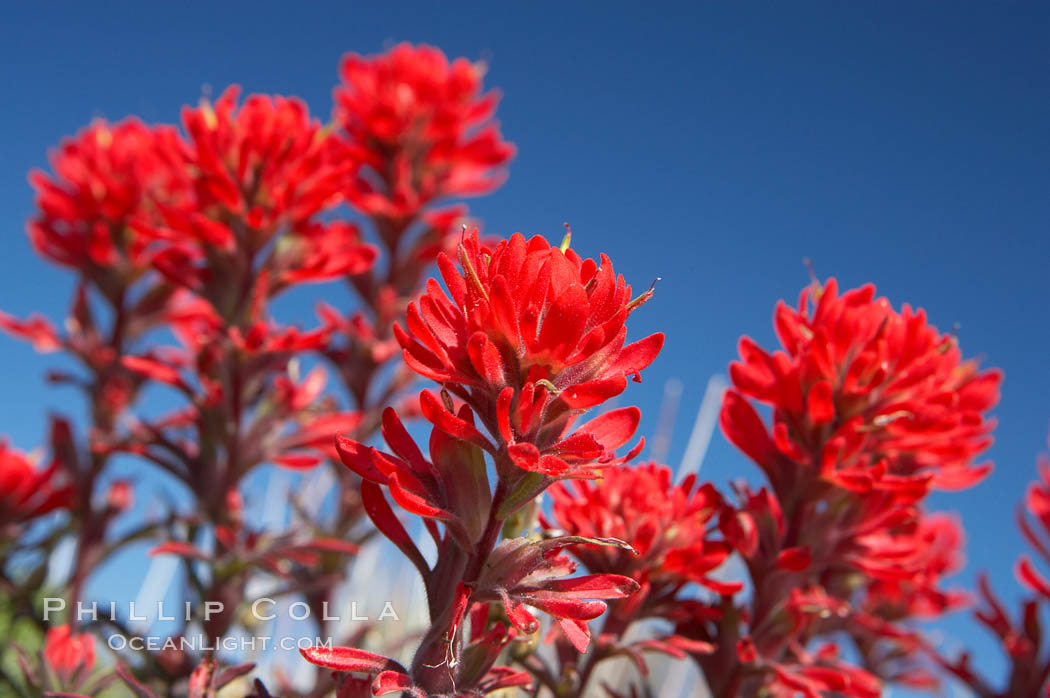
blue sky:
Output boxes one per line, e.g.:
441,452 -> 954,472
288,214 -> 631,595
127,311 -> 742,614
2,2 -> 1048,691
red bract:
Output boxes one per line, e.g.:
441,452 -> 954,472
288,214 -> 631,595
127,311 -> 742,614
276,221 -> 377,286
335,43 -> 515,215
861,512 -> 968,619
28,119 -> 189,273
545,464 -> 736,601
723,278 -> 1001,492
337,404 -> 492,551
0,440 -> 72,530
0,311 -> 61,353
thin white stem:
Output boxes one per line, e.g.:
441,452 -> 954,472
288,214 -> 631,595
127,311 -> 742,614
677,374 -> 728,481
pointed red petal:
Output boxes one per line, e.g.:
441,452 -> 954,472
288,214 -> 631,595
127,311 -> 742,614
541,574 -> 639,599
299,645 -> 405,674
558,617 -> 593,653
560,377 -> 627,410
720,391 -> 777,469
572,407 -> 640,451
335,435 -> 389,484
607,333 -> 664,377
419,390 -> 495,453
360,481 -> 429,576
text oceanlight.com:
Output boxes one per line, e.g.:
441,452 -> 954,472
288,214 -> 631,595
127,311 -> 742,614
106,635 -> 334,652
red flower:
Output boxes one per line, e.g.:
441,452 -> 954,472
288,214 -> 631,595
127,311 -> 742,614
702,278 -> 1003,698
545,463 -> 737,603
335,43 -> 515,216
395,230 -> 662,478
0,440 -> 72,529
28,119 -> 189,272
722,278 -> 1001,493
180,87 -> 351,229
43,625 -> 95,684
398,230 -> 662,399
146,87 -> 373,295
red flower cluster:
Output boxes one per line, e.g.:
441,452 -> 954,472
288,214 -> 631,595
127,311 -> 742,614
397,229 -> 662,479
719,279 -> 1000,589
28,119 -> 188,275
143,87 -> 375,298
724,278 -> 1000,493
703,278 -> 1002,696
546,464 -> 735,599
336,42 -> 514,218
540,464 -> 739,694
